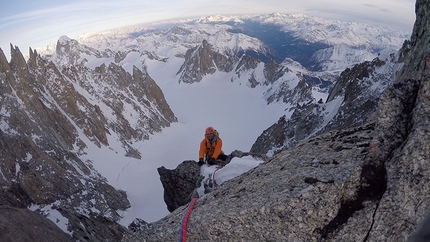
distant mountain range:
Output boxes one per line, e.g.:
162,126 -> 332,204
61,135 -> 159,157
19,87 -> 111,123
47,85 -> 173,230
41,12 -> 408,75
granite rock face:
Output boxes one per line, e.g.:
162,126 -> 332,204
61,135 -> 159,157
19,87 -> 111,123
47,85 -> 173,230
158,160 -> 202,213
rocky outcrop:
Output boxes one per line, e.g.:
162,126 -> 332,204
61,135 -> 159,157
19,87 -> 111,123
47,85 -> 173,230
158,161 -> 202,212
157,151 -> 269,213
249,115 -> 291,155
123,1 -> 430,241
0,205 -> 74,242
54,35 -> 108,66
0,128 -> 130,241
263,60 -> 288,85
177,40 -> 238,83
323,56 -> 395,132
177,39 -> 294,88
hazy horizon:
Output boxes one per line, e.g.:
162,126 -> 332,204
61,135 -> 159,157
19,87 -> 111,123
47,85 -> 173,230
0,0 -> 415,56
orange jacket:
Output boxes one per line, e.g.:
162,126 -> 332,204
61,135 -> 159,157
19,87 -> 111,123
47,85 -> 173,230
199,135 -> 222,160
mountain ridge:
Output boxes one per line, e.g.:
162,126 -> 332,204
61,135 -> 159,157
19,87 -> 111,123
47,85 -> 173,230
39,13 -> 408,73
0,41 -> 176,240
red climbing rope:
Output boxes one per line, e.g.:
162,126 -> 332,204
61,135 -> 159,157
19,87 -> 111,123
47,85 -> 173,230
179,197 -> 198,242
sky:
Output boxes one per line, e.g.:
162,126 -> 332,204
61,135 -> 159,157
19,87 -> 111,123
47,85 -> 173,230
0,0 -> 416,58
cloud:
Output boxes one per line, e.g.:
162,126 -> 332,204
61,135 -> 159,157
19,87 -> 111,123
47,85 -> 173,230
363,4 -> 392,13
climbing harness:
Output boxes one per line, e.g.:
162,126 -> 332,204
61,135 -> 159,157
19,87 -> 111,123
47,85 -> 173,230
203,164 -> 224,193
178,197 -> 198,242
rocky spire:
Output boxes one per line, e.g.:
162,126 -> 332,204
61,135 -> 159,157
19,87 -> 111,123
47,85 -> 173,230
397,0 -> 430,80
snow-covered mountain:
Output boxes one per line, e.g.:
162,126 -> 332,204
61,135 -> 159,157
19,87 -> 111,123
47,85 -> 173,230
0,12 -> 413,241
40,12 -> 408,135
41,12 -> 408,80
118,15 -> 403,61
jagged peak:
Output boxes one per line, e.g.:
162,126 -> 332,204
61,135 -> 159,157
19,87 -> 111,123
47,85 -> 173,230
57,35 -> 72,45
0,47 -> 10,70
28,47 -> 39,57
269,12 -> 283,17
195,14 -> 245,24
9,44 -> 26,65
10,43 -> 19,52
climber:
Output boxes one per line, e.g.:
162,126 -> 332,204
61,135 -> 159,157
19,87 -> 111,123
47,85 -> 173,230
198,126 -> 228,166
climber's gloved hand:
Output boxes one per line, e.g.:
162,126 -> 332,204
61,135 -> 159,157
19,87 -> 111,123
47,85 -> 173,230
208,158 -> 215,165
198,158 -> 204,166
